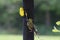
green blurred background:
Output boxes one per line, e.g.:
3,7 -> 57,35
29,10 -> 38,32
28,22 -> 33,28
0,0 -> 60,35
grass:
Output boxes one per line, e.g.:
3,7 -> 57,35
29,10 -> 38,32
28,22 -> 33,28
0,34 -> 23,40
0,34 -> 60,40
34,35 -> 60,40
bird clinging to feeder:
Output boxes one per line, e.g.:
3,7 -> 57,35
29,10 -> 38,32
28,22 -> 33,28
27,18 -> 37,34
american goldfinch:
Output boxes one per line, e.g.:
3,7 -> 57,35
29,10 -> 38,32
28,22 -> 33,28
27,18 -> 37,34
52,26 -> 60,32
19,7 -> 24,16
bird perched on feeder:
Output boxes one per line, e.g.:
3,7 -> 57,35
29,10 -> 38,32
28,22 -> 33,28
26,18 -> 38,34
19,7 -> 24,16
19,7 -> 38,34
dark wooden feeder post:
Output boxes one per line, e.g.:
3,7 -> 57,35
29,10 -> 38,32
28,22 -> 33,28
23,0 -> 34,40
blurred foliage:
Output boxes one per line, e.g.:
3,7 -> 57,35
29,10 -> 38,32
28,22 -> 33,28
0,0 -> 60,35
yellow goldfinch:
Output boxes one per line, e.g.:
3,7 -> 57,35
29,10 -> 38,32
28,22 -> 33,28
19,7 -> 24,16
52,26 -> 60,32
27,18 -> 37,34
56,21 -> 60,25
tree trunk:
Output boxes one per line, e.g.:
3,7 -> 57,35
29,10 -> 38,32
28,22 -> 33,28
45,0 -> 50,27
